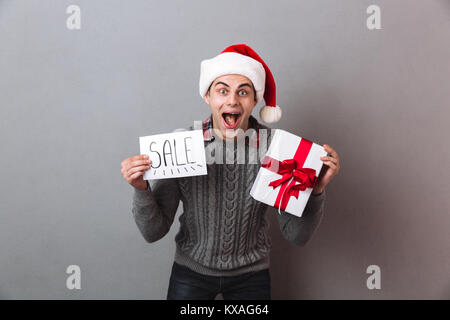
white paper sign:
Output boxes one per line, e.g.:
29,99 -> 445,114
139,130 -> 207,180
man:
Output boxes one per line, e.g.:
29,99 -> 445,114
120,44 -> 340,300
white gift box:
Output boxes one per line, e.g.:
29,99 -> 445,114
250,129 -> 327,217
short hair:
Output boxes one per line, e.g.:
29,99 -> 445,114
207,81 -> 257,102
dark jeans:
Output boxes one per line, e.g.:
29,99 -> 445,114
167,262 -> 271,300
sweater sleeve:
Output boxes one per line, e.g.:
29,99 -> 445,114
276,189 -> 326,246
131,179 -> 181,243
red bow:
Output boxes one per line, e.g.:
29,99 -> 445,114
262,157 -> 317,211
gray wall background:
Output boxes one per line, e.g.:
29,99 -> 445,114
1,0 -> 449,299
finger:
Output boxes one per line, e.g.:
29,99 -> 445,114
324,144 -> 335,151
125,159 -> 152,171
128,165 -> 151,175
123,164 -> 146,178
324,145 -> 339,159
123,167 -> 130,179
129,170 -> 145,180
322,160 -> 337,170
123,155 -> 149,167
320,156 -> 338,164
133,154 -> 149,161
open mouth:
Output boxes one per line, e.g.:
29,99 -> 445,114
221,112 -> 242,129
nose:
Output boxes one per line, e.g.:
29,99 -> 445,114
227,93 -> 238,106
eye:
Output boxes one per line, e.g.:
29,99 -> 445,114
219,89 -> 227,94
239,90 -> 248,96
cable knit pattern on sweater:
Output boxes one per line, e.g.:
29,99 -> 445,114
132,116 -> 326,276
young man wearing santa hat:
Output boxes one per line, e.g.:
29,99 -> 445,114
120,44 -> 340,300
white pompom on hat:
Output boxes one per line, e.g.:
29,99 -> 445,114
199,44 -> 282,123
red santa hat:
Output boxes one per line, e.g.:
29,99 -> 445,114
199,44 -> 282,123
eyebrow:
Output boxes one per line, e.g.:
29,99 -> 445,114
214,81 -> 252,89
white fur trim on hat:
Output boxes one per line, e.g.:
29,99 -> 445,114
199,52 -> 266,104
260,105 -> 282,123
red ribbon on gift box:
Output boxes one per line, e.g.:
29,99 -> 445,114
261,138 -> 318,211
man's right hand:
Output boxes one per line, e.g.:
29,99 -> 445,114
121,155 -> 152,190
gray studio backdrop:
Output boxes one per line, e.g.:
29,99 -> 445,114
1,0 -> 449,299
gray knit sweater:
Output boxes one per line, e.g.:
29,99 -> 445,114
132,117 -> 326,276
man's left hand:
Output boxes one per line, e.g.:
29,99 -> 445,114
312,144 -> 341,195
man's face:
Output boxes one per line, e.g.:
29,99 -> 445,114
204,74 -> 258,141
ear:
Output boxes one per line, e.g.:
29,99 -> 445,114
204,91 -> 210,104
